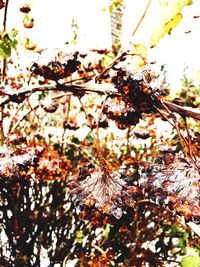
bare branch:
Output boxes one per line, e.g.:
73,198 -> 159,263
1,82 -> 200,123
0,82 -> 119,107
162,100 -> 200,120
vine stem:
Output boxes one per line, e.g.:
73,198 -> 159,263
3,0 -> 9,32
2,0 -> 9,81
130,0 -> 153,40
0,0 -> 9,145
0,108 -> 4,146
1,82 -> 200,121
60,95 -> 71,153
162,100 -> 200,120
157,102 -> 197,165
95,96 -> 108,158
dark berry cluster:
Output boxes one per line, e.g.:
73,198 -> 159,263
103,68 -> 163,129
103,98 -> 141,130
112,68 -> 161,111
30,50 -> 81,81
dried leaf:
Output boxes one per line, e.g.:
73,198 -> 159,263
19,4 -> 31,13
0,0 -> 5,9
0,147 -> 43,179
35,148 -> 70,180
139,156 -> 200,222
69,165 -> 135,219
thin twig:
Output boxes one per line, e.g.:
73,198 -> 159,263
130,0 -> 153,40
0,108 -> 4,145
1,81 -> 200,122
0,0 -> 10,143
95,96 -> 108,157
96,53 -> 145,82
183,116 -> 196,162
160,100 -> 192,147
61,95 -> 71,153
6,94 -> 32,137
3,0 -> 9,32
95,52 -> 127,81
126,126 -> 131,151
157,102 -> 198,164
2,0 -> 10,81
156,107 -> 189,148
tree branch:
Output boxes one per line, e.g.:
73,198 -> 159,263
1,82 -> 200,122
162,100 -> 200,120
0,82 -> 119,107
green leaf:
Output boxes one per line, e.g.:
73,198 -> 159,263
86,133 -> 94,144
181,256 -> 200,267
170,225 -> 182,233
0,41 -> 11,57
72,137 -> 80,144
104,223 -> 114,239
195,245 -> 200,254
66,145 -> 76,161
75,230 -> 84,244
178,235 -> 187,252
0,30 -> 18,57
151,0 -> 193,47
7,29 -> 18,42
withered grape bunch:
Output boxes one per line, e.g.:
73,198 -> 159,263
103,98 -> 142,130
30,49 -> 81,81
103,68 -> 164,129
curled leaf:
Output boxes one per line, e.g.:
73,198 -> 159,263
139,156 -> 200,222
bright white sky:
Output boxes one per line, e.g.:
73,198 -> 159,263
123,0 -> 200,88
1,0 -> 200,88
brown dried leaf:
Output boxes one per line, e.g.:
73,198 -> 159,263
35,148 -> 70,180
139,156 -> 200,222
69,166 -> 135,219
19,3 -> 31,13
0,0 -> 5,9
0,147 -> 43,179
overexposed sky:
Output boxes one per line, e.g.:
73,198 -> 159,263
1,0 -> 200,88
122,0 -> 200,88
0,0 -> 111,49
